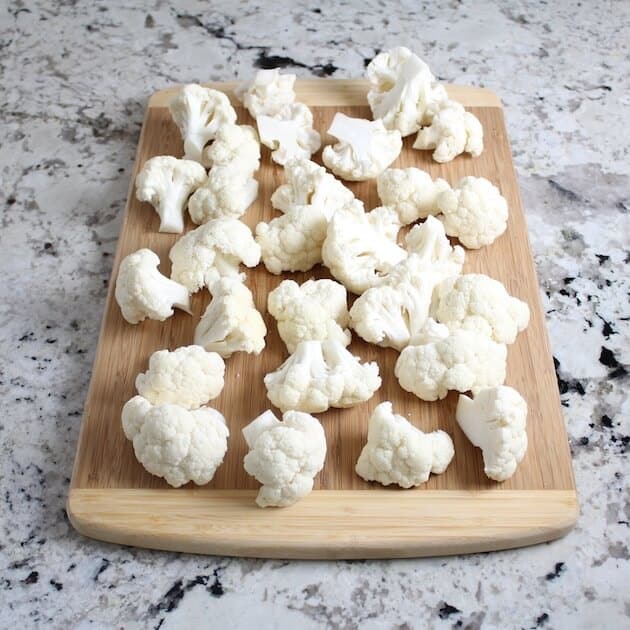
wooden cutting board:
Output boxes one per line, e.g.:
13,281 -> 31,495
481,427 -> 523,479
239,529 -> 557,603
67,80 -> 578,559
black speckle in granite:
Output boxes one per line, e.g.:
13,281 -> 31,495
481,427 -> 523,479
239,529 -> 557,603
548,179 -> 582,202
149,579 -> 186,615
597,315 -> 616,338
22,571 -> 39,585
312,7 -> 322,13
94,558 -> 110,581
438,602 -> 461,619
596,254 -> 610,264
545,562 -> 566,580
7,196 -> 16,205
553,357 -> 586,396
254,50 -> 337,77
535,612 -> 550,627
601,415 -> 614,429
579,436 -> 589,446
209,568 -> 224,597
145,14 -> 155,28
599,347 -> 628,378
9,558 -> 31,570
49,579 -> 63,591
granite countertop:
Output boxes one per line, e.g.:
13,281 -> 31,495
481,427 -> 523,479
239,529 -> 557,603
1,1 -> 628,627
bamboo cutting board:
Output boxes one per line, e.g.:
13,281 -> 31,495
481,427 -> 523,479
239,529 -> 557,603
67,80 -> 578,559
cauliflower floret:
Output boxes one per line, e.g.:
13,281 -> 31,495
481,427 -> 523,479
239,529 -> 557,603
355,401 -> 454,487
257,103 -> 321,165
456,386 -> 528,482
235,69 -> 296,118
395,329 -> 507,401
268,279 -> 350,353
121,396 -> 228,487
194,278 -> 266,358
188,165 -> 259,224
322,202 -> 406,294
376,167 -> 450,225
135,346 -> 225,409
202,124 -> 260,173
135,156 -> 206,233
169,218 -> 261,293
430,274 -> 530,344
242,409 -> 326,507
115,249 -> 191,324
322,113 -> 402,181
169,84 -> 237,164
437,176 -> 509,249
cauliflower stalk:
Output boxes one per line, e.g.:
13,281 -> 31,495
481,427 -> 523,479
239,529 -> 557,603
235,69 -> 296,118
202,123 -> 260,173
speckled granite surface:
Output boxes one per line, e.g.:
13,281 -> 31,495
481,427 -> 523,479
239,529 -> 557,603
1,1 -> 628,628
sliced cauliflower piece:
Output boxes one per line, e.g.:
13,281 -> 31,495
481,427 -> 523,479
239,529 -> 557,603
456,386 -> 528,482
436,176 -> 509,249
135,156 -> 206,233
356,402 -> 454,487
242,409 -> 326,507
115,249 -> 191,324
322,113 -> 402,181
395,329 -> 507,401
121,396 -> 228,487
169,84 -> 237,163
135,346 -> 225,409
202,124 -> 260,173
430,274 -> 530,344
235,69 -> 296,118
194,278 -> 266,358
169,218 -> 261,293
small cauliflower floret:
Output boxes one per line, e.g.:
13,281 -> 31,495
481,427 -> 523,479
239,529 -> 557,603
456,386 -> 528,482
121,395 -> 228,487
376,167 -> 450,225
115,249 -> 191,324
322,202 -> 406,294
257,103 -> 321,165
395,329 -> 507,401
194,278 -> 266,358
169,84 -> 237,163
268,279 -> 350,353
202,124 -> 260,173
188,166 -> 259,223
242,409 -> 326,507
135,346 -> 225,409
437,176 -> 509,249
135,156 -> 206,233
271,159 -> 354,219
322,113 -> 402,181
169,218 -> 261,293
430,274 -> 530,344
235,69 -> 296,118
356,402 -> 454,488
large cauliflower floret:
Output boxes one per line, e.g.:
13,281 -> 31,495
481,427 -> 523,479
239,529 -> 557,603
322,113 -> 402,181
355,402 -> 454,488
322,202 -> 406,294
169,84 -> 237,163
376,167 -> 451,225
169,218 -> 261,293
135,156 -> 207,233
194,278 -> 266,358
202,124 -> 260,173
430,274 -> 530,344
268,279 -> 350,353
271,159 -> 355,219
135,346 -> 225,409
121,396 -> 228,487
436,176 -> 509,249
456,386 -> 528,482
115,249 -> 191,324
242,409 -> 326,507
395,329 -> 507,401
235,69 -> 297,118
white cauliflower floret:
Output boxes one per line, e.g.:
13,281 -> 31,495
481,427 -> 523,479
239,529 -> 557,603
135,346 -> 225,409
135,156 -> 206,233
169,218 -> 261,293
257,103 -> 321,165
235,69 -> 296,118
395,329 -> 507,401
202,124 -> 260,173
322,113 -> 402,181
194,278 -> 266,358
437,176 -> 509,249
121,396 -> 228,487
376,167 -> 450,225
456,386 -> 528,482
188,165 -> 259,224
430,274 -> 530,344
115,249 -> 191,324
242,409 -> 326,507
169,84 -> 237,164
268,279 -> 350,353
322,202 -> 406,294
355,402 -> 454,487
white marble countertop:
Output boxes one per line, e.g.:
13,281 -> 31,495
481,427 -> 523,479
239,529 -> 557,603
1,1 -> 628,627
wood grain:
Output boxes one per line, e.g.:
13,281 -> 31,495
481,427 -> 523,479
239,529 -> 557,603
68,81 -> 577,558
